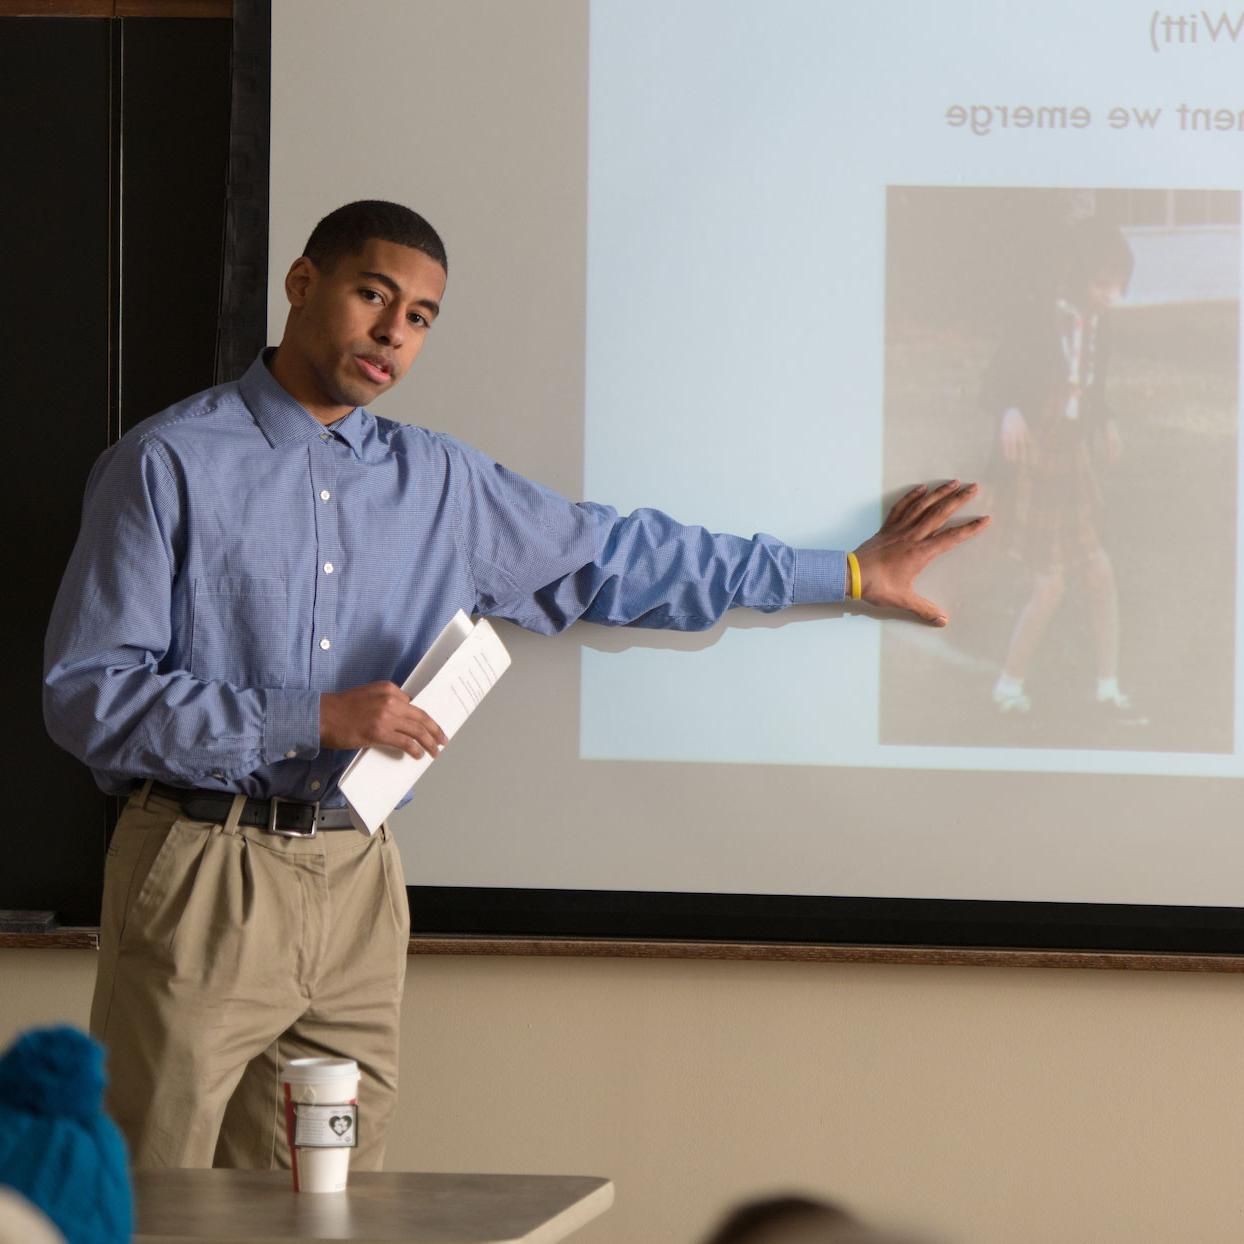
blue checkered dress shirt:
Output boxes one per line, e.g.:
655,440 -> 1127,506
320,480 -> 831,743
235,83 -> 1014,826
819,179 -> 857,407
44,352 -> 846,806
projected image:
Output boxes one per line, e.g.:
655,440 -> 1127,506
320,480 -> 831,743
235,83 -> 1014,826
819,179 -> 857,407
881,186 -> 1240,753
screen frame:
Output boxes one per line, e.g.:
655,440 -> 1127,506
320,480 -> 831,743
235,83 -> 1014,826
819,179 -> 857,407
408,888 -> 1244,957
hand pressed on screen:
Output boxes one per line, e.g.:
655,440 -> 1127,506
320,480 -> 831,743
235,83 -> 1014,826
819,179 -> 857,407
853,480 -> 990,627
320,682 -> 448,759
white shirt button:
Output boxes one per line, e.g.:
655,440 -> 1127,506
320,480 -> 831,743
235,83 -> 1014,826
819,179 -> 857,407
319,637 -> 331,650
319,432 -> 331,442
323,562 -> 334,575
285,749 -> 297,759
211,770 -> 224,781
320,490 -> 331,502
309,780 -> 322,792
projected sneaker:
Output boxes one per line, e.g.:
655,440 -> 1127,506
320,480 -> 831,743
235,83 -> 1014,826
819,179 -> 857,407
1096,688 -> 1149,726
992,683 -> 1031,714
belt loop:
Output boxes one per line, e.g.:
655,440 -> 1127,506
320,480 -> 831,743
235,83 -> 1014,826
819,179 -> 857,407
222,793 -> 248,837
136,778 -> 153,811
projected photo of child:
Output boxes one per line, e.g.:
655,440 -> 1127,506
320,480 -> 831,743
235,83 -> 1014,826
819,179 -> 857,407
880,186 -> 1240,753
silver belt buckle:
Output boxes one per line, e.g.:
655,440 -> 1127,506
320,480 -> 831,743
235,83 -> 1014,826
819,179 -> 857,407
268,797 -> 319,838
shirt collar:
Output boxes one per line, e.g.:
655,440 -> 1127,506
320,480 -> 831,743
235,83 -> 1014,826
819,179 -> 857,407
238,349 -> 371,458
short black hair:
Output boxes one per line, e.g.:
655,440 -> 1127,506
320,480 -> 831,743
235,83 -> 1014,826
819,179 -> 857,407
302,200 -> 448,275
1061,216 -> 1133,294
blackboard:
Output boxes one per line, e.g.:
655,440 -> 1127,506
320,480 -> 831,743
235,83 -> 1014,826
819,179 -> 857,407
3,11 -> 233,925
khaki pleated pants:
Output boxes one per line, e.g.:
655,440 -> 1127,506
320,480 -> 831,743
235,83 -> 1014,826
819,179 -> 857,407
90,784 -> 410,1170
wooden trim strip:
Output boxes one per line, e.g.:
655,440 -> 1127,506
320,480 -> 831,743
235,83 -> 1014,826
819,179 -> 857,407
0,930 -> 100,949
405,935 -> 1244,973
8,930 -> 1244,973
116,1 -> 230,15
0,1 -> 112,12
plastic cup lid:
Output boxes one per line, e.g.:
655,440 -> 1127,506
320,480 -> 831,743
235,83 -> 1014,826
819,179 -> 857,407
282,1057 -> 359,1084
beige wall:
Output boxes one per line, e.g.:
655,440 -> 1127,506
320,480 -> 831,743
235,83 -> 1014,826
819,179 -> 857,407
4,951 -> 1243,1243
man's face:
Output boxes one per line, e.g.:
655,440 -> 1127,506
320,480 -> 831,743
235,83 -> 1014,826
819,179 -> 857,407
284,237 -> 447,410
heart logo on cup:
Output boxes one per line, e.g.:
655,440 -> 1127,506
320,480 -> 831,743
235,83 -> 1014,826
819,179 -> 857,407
329,1116 -> 352,1137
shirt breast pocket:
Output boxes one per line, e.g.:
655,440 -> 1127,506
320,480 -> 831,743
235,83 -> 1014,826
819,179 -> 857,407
189,575 -> 288,689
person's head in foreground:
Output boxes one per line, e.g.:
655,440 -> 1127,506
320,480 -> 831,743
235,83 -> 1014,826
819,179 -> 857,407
270,198 -> 448,421
0,1026 -> 131,1244
701,1194 -> 935,1244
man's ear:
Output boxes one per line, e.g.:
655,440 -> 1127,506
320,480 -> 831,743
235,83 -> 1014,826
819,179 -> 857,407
285,256 -> 318,308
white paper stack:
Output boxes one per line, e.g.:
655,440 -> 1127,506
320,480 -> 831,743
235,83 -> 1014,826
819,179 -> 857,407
338,611 -> 511,835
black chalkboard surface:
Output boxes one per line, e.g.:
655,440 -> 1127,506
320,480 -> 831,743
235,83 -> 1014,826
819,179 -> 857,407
2,14 -> 232,925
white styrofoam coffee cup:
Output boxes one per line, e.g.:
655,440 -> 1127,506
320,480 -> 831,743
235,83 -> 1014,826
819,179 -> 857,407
281,1057 -> 360,1193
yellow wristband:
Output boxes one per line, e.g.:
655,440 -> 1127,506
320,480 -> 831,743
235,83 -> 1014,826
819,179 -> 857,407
846,551 -> 862,601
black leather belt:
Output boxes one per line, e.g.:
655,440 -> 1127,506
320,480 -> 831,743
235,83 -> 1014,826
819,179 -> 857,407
148,782 -> 357,837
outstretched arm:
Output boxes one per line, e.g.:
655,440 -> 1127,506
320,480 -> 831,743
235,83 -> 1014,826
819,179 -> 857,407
447,439 -> 988,632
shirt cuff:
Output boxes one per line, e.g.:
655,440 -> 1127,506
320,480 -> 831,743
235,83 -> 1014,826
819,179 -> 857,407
791,549 -> 848,604
262,688 -> 321,765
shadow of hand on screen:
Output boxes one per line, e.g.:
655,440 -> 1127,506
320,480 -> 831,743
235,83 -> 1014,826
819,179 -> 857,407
576,600 -> 841,654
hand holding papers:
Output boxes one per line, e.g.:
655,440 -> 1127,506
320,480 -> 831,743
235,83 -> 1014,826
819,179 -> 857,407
338,611 -> 511,834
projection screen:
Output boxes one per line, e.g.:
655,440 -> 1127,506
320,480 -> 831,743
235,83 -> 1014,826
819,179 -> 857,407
270,0 -> 1244,935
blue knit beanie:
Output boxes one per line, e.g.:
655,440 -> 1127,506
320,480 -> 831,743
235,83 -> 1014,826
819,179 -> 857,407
0,1026 -> 132,1244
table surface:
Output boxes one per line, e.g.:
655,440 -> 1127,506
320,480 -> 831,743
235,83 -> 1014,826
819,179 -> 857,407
132,1169 -> 614,1244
